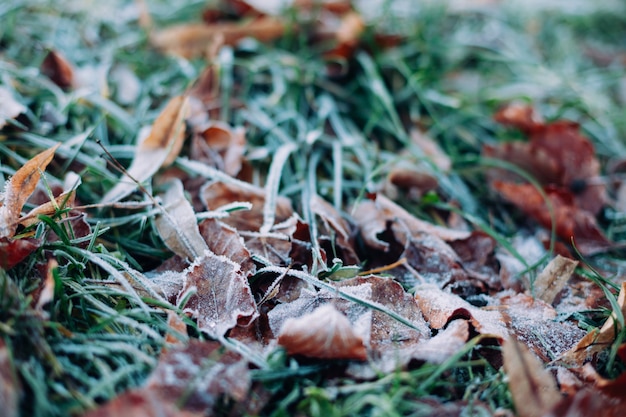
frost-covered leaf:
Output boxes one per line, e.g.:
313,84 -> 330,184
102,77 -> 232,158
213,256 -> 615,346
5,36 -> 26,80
198,218 -> 255,276
414,284 -> 508,338
278,303 -> 367,360
102,95 -> 189,203
146,339 -> 251,411
0,143 -> 60,238
80,389 -> 202,417
200,180 -> 293,232
192,122 -> 246,177
178,250 -> 258,338
411,319 -> 469,364
0,86 -> 27,129
155,179 -> 208,260
533,255 -> 578,305
503,337 -> 561,417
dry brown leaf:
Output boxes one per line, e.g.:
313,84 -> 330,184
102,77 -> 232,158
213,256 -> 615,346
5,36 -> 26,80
560,282 -> 626,366
191,121 -> 246,177
545,388 -> 626,417
487,104 -> 606,215
146,339 -> 251,412
198,218 -> 255,277
178,250 -> 258,338
310,194 -> 359,265
502,337 -> 561,417
277,303 -> 367,360
493,182 -> 611,255
0,143 -> 60,238
41,50 -> 74,89
102,95 -> 189,204
533,255 -> 578,305
154,179 -> 208,260
200,180 -> 293,231
410,128 -> 452,172
0,340 -> 19,417
0,86 -> 27,129
151,17 -> 285,59
33,259 -> 57,319
19,190 -> 76,228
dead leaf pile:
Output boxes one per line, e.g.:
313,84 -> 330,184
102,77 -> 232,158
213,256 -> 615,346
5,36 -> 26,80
484,103 -> 611,255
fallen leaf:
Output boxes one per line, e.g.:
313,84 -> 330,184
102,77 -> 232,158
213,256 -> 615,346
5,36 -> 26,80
411,319 -> 469,364
164,310 -> 188,347
487,105 -> 606,215
560,282 -> 626,366
101,95 -> 189,204
545,388 -> 626,417
198,218 -> 255,277
41,50 -> 74,89
33,259 -> 57,318
502,337 -> 561,417
191,121 -> 246,177
0,86 -> 27,129
0,340 -> 19,417
414,284 -> 507,338
532,255 -> 578,305
200,180 -> 293,232
19,189 -> 76,228
154,179 -> 208,260
0,237 -> 41,270
493,182 -> 611,255
277,303 -> 368,360
499,293 -> 586,362
0,143 -> 60,238
151,17 -> 285,59
178,249 -> 258,338
146,339 -> 251,411
310,194 -> 360,265
410,128 -> 452,172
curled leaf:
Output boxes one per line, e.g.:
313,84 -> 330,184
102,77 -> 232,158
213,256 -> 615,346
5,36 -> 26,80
154,179 -> 208,260
102,95 -> 189,204
278,303 -> 367,360
0,143 -> 60,238
533,255 -> 578,305
41,50 -> 74,89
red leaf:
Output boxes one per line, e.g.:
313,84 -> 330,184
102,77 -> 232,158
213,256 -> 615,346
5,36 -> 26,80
0,237 -> 40,270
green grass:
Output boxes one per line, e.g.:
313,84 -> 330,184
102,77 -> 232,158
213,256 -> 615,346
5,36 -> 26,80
2,0 -> 626,416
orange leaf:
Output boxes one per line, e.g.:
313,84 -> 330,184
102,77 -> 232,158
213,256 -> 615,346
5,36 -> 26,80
101,95 -> 189,203
277,303 -> 367,360
0,143 -> 60,238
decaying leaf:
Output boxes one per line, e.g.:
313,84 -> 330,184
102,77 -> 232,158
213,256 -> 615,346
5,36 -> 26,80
178,249 -> 258,338
151,17 -> 285,59
154,179 -> 208,260
146,339 -> 251,411
102,95 -> 189,204
414,284 -> 507,338
499,293 -> 586,362
502,337 -> 561,417
0,340 -> 19,417
532,255 -> 578,305
41,50 -> 74,89
18,190 -> 76,228
493,182 -> 611,255
198,218 -> 255,276
0,86 -> 27,129
278,303 -> 367,360
311,194 -> 359,265
560,282 -> 626,366
0,143 -> 60,238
